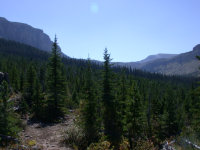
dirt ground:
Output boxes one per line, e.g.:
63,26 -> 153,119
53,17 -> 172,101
19,114 -> 75,150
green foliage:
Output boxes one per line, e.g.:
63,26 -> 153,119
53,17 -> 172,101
32,75 -> 44,120
0,81 -> 21,145
24,64 -> 36,107
0,38 -> 199,149
46,36 -> 66,122
63,124 -> 87,150
102,48 -> 123,148
125,81 -> 146,149
81,59 -> 100,145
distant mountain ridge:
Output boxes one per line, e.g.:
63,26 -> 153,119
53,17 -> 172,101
138,53 -> 178,63
116,45 -> 200,76
115,53 -> 177,70
0,17 -> 54,52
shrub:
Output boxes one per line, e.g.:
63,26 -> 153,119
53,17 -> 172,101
87,140 -> 113,150
134,139 -> 155,150
63,124 -> 87,149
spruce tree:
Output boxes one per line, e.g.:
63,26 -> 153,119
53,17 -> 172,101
24,64 -> 36,107
0,81 -> 9,136
117,72 -> 128,136
125,81 -> 146,149
46,36 -> 66,122
0,81 -> 20,144
102,48 -> 122,148
164,88 -> 179,136
19,71 -> 25,92
32,76 -> 43,120
192,56 -> 200,136
82,58 -> 100,145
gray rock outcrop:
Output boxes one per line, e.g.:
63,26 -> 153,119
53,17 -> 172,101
0,17 -> 53,52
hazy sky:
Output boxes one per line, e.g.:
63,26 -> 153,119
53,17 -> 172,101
1,0 -> 200,62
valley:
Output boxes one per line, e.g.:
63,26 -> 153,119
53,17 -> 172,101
0,16 -> 199,150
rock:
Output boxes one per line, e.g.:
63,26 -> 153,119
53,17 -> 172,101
25,135 -> 29,138
0,17 -> 58,52
32,145 -> 40,150
19,145 -> 28,149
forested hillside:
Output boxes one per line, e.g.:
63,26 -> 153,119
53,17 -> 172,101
0,38 -> 200,149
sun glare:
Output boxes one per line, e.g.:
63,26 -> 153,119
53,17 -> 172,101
90,2 -> 99,14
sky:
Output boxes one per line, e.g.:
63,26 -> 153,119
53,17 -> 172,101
0,0 -> 200,62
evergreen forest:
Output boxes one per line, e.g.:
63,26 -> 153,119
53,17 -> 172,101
0,38 -> 200,150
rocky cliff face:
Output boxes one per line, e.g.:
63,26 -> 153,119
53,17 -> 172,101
0,17 -> 53,52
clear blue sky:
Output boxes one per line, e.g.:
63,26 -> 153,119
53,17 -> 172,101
1,0 -> 200,62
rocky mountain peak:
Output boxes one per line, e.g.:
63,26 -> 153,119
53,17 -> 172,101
193,44 -> 200,52
0,17 -> 54,52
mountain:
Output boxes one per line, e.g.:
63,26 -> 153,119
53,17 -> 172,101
138,53 -> 178,63
140,45 -> 200,76
0,17 -> 54,52
117,45 -> 200,76
114,53 -> 177,69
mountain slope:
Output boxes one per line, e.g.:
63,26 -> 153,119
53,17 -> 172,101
114,53 -> 178,70
138,53 -> 177,63
140,44 -> 200,76
117,45 -> 200,76
0,17 -> 53,52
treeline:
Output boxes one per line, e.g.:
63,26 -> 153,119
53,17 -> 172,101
0,38 -> 199,149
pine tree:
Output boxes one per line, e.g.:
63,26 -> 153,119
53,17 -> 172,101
0,81 -> 21,144
0,81 -> 9,136
32,76 -> 43,120
125,81 -> 146,149
191,56 -> 200,136
102,48 -> 122,148
191,86 -> 200,137
19,71 -> 25,92
82,58 -> 100,145
39,66 -> 46,92
164,88 -> 179,137
117,72 -> 128,136
46,36 -> 66,122
24,64 -> 36,107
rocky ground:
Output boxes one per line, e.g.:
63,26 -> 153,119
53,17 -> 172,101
19,114 -> 75,150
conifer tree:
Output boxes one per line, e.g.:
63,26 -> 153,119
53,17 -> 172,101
192,56 -> 200,136
0,81 -> 20,143
39,66 -> 46,92
125,81 -> 146,149
46,36 -> 66,122
19,71 -> 25,92
164,88 -> 179,136
191,86 -> 200,137
117,72 -> 128,135
102,48 -> 122,148
82,58 -> 100,145
32,76 -> 43,120
0,81 -> 9,136
24,64 -> 36,107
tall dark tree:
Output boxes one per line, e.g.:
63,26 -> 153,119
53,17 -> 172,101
0,81 -> 9,136
102,48 -> 122,148
46,36 -> 66,122
125,81 -> 146,149
24,64 -> 36,107
32,76 -> 43,120
0,81 -> 20,144
82,58 -> 100,145
190,56 -> 200,136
